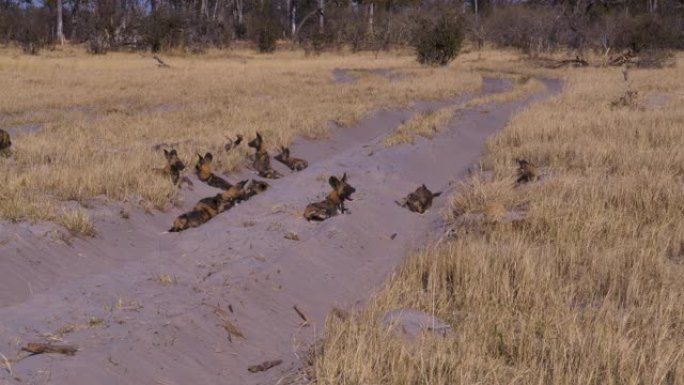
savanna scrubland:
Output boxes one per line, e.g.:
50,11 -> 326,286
1,1 -> 683,382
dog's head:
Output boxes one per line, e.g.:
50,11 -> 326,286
164,149 -> 185,171
329,173 -> 355,201
248,132 -> 264,151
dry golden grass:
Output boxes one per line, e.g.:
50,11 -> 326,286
385,107 -> 456,146
0,46 -> 481,229
314,52 -> 684,384
384,70 -> 545,147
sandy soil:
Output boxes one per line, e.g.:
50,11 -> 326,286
0,74 -> 562,385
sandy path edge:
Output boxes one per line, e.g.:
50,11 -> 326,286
0,75 -> 563,385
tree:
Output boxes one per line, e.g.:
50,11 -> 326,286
414,13 -> 464,66
56,0 -> 64,44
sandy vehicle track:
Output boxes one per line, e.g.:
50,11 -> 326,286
0,74 -> 562,385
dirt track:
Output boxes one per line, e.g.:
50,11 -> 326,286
0,73 -> 562,385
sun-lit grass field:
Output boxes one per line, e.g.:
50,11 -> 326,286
313,53 -> 684,384
0,46 -> 482,231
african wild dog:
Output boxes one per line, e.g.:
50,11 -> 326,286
169,180 -> 249,232
0,129 -> 12,156
248,132 -> 282,179
195,152 -> 233,190
303,173 -> 356,221
154,148 -> 187,185
169,198 -> 219,232
274,146 -> 308,171
515,159 -> 538,184
225,134 -> 243,151
396,184 -> 441,214
243,179 -> 270,200
196,179 -> 249,213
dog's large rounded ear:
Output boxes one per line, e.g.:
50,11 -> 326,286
342,173 -> 348,182
163,149 -> 170,156
238,180 -> 249,187
197,153 -> 203,161
329,176 -> 341,189
204,152 -> 213,161
256,132 -> 262,141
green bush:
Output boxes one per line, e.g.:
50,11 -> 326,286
414,13 -> 464,66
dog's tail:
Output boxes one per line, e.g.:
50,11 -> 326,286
433,191 -> 442,198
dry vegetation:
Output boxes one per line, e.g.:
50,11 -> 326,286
314,52 -> 684,384
385,69 -> 545,146
0,46 -> 481,232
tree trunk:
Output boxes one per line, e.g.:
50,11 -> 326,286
318,0 -> 325,33
384,1 -> 391,48
213,0 -> 222,20
290,0 -> 297,37
368,2 -> 374,35
233,0 -> 244,32
70,0 -> 80,41
56,0 -> 64,44
201,0 -> 209,17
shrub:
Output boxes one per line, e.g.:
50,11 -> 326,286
87,31 -> 110,54
15,7 -> 53,55
413,13 -> 464,66
256,22 -> 278,53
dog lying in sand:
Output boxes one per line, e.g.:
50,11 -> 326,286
169,180 -> 249,232
303,173 -> 356,221
396,184 -> 441,214
274,146 -> 308,171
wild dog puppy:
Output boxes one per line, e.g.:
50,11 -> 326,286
225,134 -> 243,151
515,159 -> 538,184
248,132 -> 282,179
0,129 -> 11,156
396,184 -> 442,214
243,179 -> 270,200
274,146 -> 308,171
304,173 -> 356,221
169,180 -> 249,232
195,152 -> 233,190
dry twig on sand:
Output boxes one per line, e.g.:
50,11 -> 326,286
21,342 -> 78,356
293,305 -> 309,327
248,360 -> 282,373
205,304 -> 245,342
